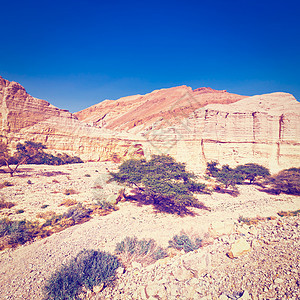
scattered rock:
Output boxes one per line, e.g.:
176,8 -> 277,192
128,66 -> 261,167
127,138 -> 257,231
228,238 -> 251,258
209,220 -> 235,238
172,266 -> 194,281
93,283 -> 104,293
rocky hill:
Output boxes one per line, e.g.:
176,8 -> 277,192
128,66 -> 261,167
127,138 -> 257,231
1,75 -> 299,172
74,86 -> 246,133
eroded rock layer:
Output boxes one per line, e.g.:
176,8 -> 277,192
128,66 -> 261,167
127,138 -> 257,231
1,76 -> 299,172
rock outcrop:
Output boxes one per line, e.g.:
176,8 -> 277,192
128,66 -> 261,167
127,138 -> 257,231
1,75 -> 299,173
144,92 -> 300,173
74,85 -> 246,133
0,76 -> 144,161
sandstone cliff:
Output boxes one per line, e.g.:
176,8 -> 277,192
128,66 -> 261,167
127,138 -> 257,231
143,92 -> 300,173
1,75 -> 299,173
74,86 -> 246,133
0,76 -> 144,161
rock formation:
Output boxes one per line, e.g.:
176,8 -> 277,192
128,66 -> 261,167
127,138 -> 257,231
1,75 -> 299,173
142,92 -> 300,172
74,85 -> 246,133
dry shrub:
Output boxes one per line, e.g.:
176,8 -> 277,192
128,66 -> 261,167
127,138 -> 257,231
63,189 -> 78,195
115,236 -> 167,267
277,210 -> 300,217
59,199 -> 78,207
36,211 -> 56,219
0,198 -> 15,209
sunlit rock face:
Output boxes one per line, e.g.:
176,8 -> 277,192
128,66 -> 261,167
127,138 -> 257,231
1,75 -> 299,173
144,92 -> 300,173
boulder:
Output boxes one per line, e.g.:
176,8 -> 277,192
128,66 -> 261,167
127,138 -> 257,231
228,238 -> 251,258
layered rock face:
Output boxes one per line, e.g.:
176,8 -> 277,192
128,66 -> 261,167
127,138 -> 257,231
144,92 -> 300,172
74,86 -> 246,133
1,75 -> 299,173
0,76 -> 75,133
0,76 -> 144,161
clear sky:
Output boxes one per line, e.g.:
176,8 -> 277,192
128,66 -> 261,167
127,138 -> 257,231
1,0 -> 299,112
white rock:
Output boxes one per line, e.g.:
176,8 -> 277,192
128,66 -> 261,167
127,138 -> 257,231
93,282 -> 104,293
146,283 -> 167,299
274,278 -> 284,284
132,261 -> 142,270
172,266 -> 193,281
228,238 -> 251,258
208,220 -> 235,237
239,290 -> 251,300
182,251 -> 211,276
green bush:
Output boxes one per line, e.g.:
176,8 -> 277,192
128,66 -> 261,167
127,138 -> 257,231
115,236 -> 167,266
109,154 -> 207,215
0,218 -> 39,249
63,204 -> 92,223
43,250 -> 120,300
168,233 -> 202,253
206,161 -> 270,188
0,199 -> 15,209
266,168 -> 300,195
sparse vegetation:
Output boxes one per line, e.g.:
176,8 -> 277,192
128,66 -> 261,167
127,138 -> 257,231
115,236 -> 167,267
277,209 -> 300,217
168,233 -> 202,253
0,204 -> 93,251
109,154 -> 208,215
0,140 -> 83,177
59,199 -> 78,207
43,249 -> 121,300
264,168 -> 300,196
0,198 -> 15,209
63,189 -> 78,195
206,161 -> 270,192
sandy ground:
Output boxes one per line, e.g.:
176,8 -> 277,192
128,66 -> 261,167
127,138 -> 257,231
0,162 -> 299,299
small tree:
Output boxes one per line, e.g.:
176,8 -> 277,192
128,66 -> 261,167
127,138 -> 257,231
109,154 -> 207,215
235,163 -> 270,184
0,141 -> 28,177
215,164 -> 244,189
266,168 -> 300,195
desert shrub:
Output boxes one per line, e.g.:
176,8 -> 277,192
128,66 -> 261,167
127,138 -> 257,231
0,199 -> 15,209
62,204 -> 92,224
0,218 -> 40,249
265,168 -> 300,195
168,233 -> 202,253
109,154 -> 207,215
3,181 -> 13,187
235,163 -> 270,184
277,209 -> 300,217
59,199 -> 78,207
41,204 -> 49,209
115,236 -> 167,267
27,180 -> 33,184
16,209 -> 25,214
96,200 -> 115,210
43,250 -> 120,300
84,174 -> 91,177
206,161 -> 270,188
63,189 -> 78,195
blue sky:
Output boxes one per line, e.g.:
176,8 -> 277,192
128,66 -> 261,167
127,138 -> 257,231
1,0 -> 299,112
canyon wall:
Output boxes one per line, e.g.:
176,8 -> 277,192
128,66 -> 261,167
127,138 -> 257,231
1,76 -> 299,173
143,92 -> 300,173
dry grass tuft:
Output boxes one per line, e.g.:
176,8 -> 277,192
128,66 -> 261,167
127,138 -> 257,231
59,199 -> 78,207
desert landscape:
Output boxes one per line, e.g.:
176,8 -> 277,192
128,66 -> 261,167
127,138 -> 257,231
0,75 -> 299,300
